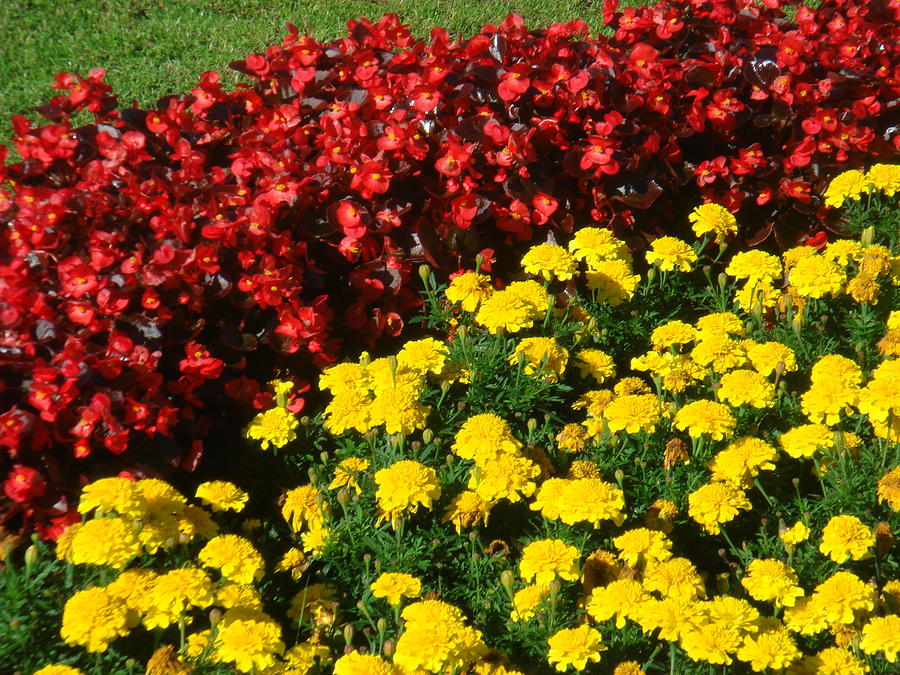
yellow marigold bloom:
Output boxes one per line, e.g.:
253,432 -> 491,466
718,369 -> 776,409
586,259 -> 640,305
645,236 -> 697,272
708,436 -> 778,487
69,517 -> 140,570
107,568 -> 158,622
688,482 -> 751,535
369,385 -> 431,435
519,539 -> 580,586
681,623 -> 742,665
319,361 -> 371,396
866,163 -> 900,196
452,413 -> 522,462
782,244 -> 817,271
471,452 -> 539,503
522,243 -> 577,281
689,203 -> 737,244
288,583 -> 335,625
475,289 -> 534,334
568,227 -> 630,266
555,423 -> 588,453
634,596 -> 704,641
778,424 -> 834,459
546,624 -> 606,672
442,490 -> 492,533
696,312 -> 745,339
245,406 -> 298,450
281,484 -> 329,532
198,534 -> 264,585
613,528 -> 672,568
195,480 -> 248,513
790,647 -> 870,675
275,547 -> 307,580
726,250 -> 782,282
824,169 -> 869,208
445,271 -> 493,312
614,377 -> 651,396
823,239 -> 864,266
741,559 -> 804,607
674,399 -> 735,440
703,596 -> 760,636
812,571 -> 875,625
323,389 -> 373,435
789,255 -> 846,298
780,521 -> 811,549
800,380 -> 858,426
134,478 -> 186,555
144,567 -> 214,630
642,557 -> 705,601
216,581 -> 263,611
531,478 -> 625,527
745,341 -> 797,377
512,583 -> 548,622
510,337 -> 569,382
858,359 -> 900,424
612,661 -> 644,675
61,586 -> 129,653
586,578 -> 650,629
734,278 -> 779,314
602,393 -> 663,435
394,601 -> 487,673
573,348 -> 615,383
645,499 -> 679,533
736,627 -> 801,672
371,572 -> 422,606
567,460 -> 601,479
212,608 -> 285,673
78,477 -> 145,518
782,596 -> 828,636
878,326 -> 900,357
691,335 -> 747,373
651,320 -> 697,350
375,460 -> 441,524
810,354 -> 862,388
507,279 -> 551,314
328,456 -> 370,494
819,515 -> 874,564
860,615 -> 900,663
176,505 -> 218,540
283,641 -> 333,672
878,466 -> 900,511
34,667 -> 87,675
333,651 -> 398,674
397,337 -> 449,376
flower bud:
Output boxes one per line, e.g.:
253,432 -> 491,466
382,639 -> 396,657
209,608 -> 223,626
23,544 -> 38,569
418,264 -> 432,286
320,451 -> 329,464
376,617 -> 387,634
422,429 -> 434,445
527,418 -> 538,433
307,467 -> 319,484
343,623 -> 355,645
861,226 -> 875,247
336,489 -> 350,507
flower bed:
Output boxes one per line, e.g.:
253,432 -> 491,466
4,171 -> 900,673
2,0 -> 900,536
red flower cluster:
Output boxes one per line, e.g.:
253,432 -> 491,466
2,0 -> 899,534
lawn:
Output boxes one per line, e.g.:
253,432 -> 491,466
0,0 -> 633,144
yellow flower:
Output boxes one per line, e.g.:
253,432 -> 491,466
717,369 -> 775,408
689,203 -> 737,244
216,581 -> 263,611
573,348 -> 615,383
633,596 -> 704,641
788,254 -> 846,298
645,236 -> 697,272
531,478 -> 625,528
707,436 -> 778,487
511,583 -> 549,622
34,667 -> 87,675
212,608 -> 285,673
281,484 -> 330,532
823,169 -> 869,208
725,250 -> 782,282
521,242 -> 577,281
328,457 -> 370,494
77,477 -> 146,518
568,227 -> 630,266
393,600 -> 487,673
866,163 -> 900,196
612,528 -> 672,568
736,627 -> 801,672
519,539 -> 580,586
812,570 -> 875,625
69,517 -> 140,570
275,547 -> 308,580
586,579 -> 650,629
696,312 -> 745,339
319,362 -> 371,396
195,480 -> 248,513
745,341 -> 797,376
642,557 -> 705,601
734,279 -> 779,313
586,259 -> 640,305
878,466 -> 900,511
442,490 -> 492,533
333,651 -> 398,674
397,337 -> 449,376
546,624 -> 606,672
703,596 -> 760,635
741,559 -> 804,607
198,534 -> 265,585
680,623 -> 742,665
510,337 -> 569,382
674,400 -> 736,440
445,271 -> 494,312
860,615 -> 900,663
778,424 -> 834,459
474,289 -> 534,334
144,567 -> 215,630
603,394 -> 664,435
819,514 -> 874,564
369,384 -> 431,435
452,413 -> 522,463
651,320 -> 697,350
375,460 -> 441,524
283,641 -> 333,672
823,239 -> 864,267
688,482 -> 751,535
61,586 -> 130,653
612,661 -> 645,675
288,583 -> 336,625
780,521 -> 810,547
690,335 -> 747,373
791,647 -> 869,675
555,423 -> 588,453
370,572 -> 422,606
245,406 -> 298,450
323,389 -> 373,435
469,452 -> 539,503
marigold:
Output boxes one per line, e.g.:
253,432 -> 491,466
442,490 -> 492,533
394,599 -> 487,672
519,539 -> 580,586
195,481 -> 248,513
823,169 -> 869,208
144,567 -> 215,630
745,341 -> 797,376
736,627 -> 801,672
323,389 -> 373,435
328,456 -> 370,494
216,581 -> 263,611
568,227 -> 630,265
688,482 -> 751,535
788,255 -> 846,298
213,608 -> 285,673
452,413 -> 522,462
586,578 -> 650,628
69,517 -> 140,570
555,423 -> 588,453
397,337 -> 449,375
371,572 -> 422,606
531,478 -> 625,528
866,163 -> 900,196
469,452 -> 539,503
650,320 -> 697,350
613,528 -> 672,568
791,647 -> 869,675
860,615 -> 900,663
603,394 -> 663,435
445,271 -> 493,312
690,335 -> 747,373
573,348 -> 615,383
474,289 -> 534,334
34,667 -> 87,675
642,557 -> 705,601
369,385 -> 431,435
245,406 -> 298,450
510,337 -> 569,382
819,514 -> 874,564
318,362 -> 371,396
375,460 -> 441,524
634,596 -> 704,641
78,477 -> 145,519
512,583 -> 548,622
681,622 -> 742,664
107,568 -> 158,619
726,250 -> 782,282
546,624 -> 606,672
333,651 -> 398,674
741,559 -> 804,608
586,259 -> 640,305
718,369 -> 776,408
521,243 -> 577,281
707,436 -> 778,487
689,203 -> 737,244
198,534 -> 264,585
812,570 -> 875,625
288,583 -> 335,625
61,586 -> 130,652
878,466 -> 900,511
645,236 -> 697,272
281,484 -> 329,532
674,400 -> 736,440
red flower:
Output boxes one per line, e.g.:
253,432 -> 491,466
4,465 -> 46,503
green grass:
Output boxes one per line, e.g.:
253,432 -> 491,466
0,0 -> 631,146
